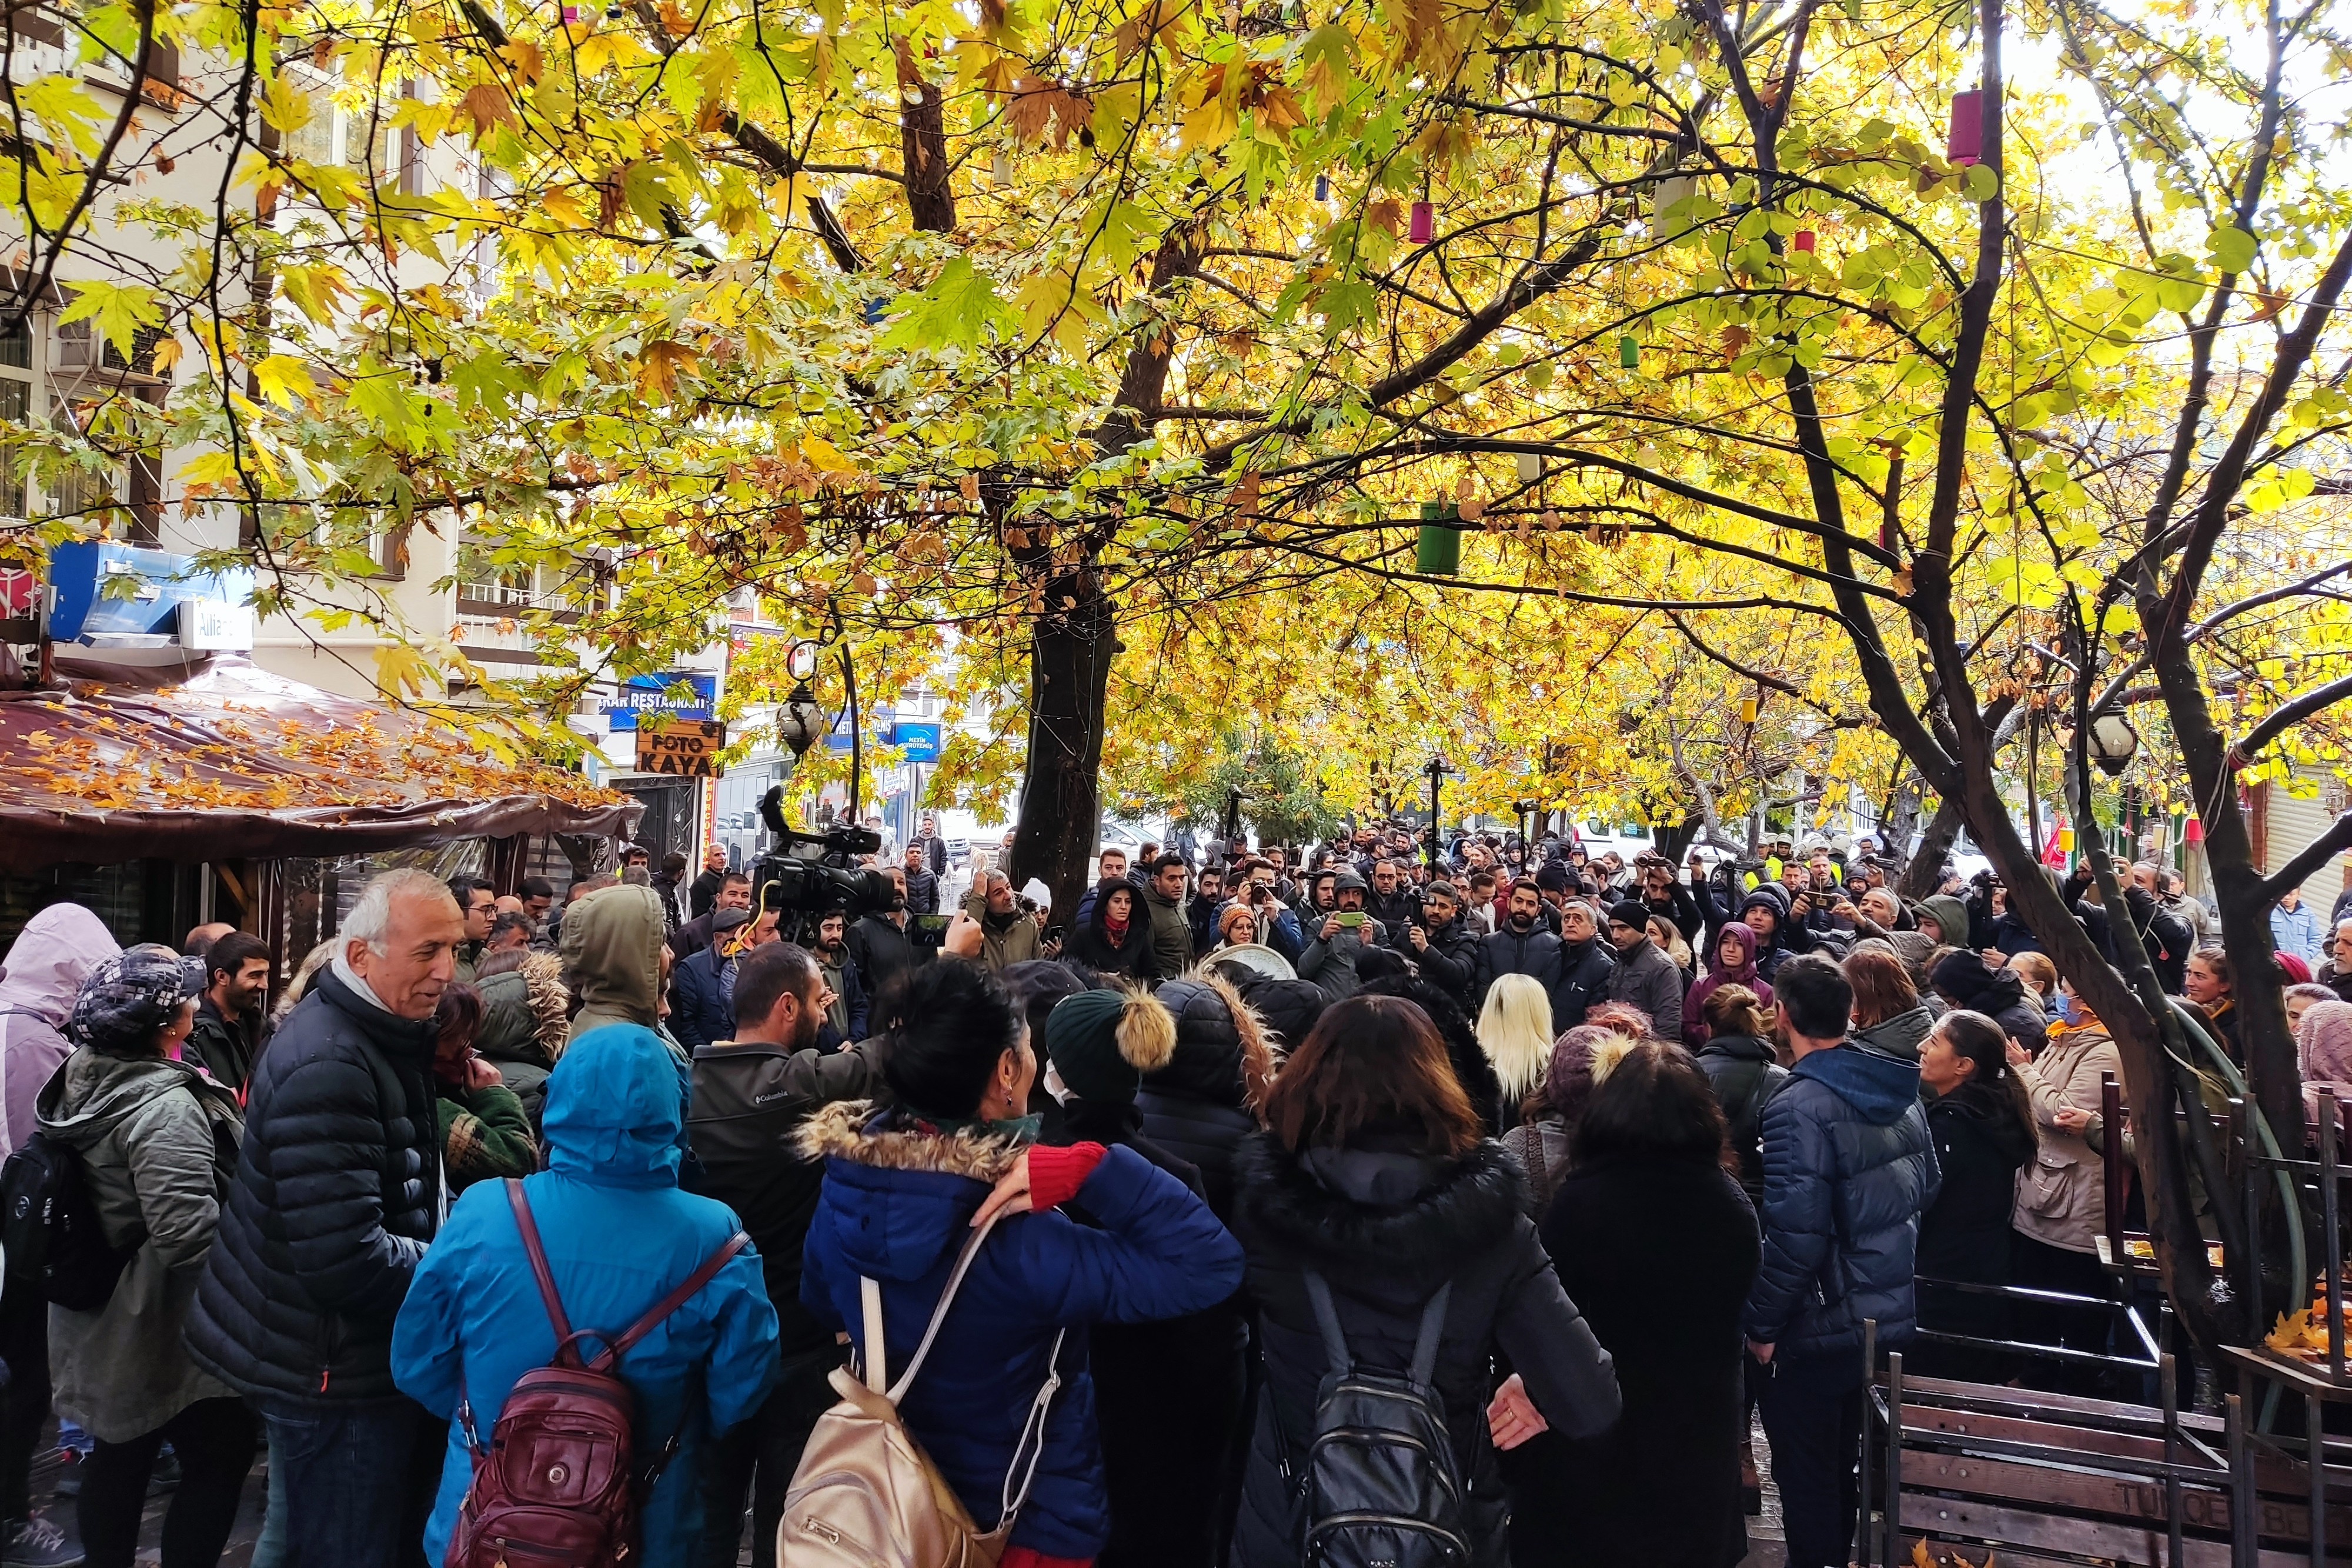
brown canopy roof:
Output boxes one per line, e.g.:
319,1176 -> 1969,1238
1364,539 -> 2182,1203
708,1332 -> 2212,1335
0,656 -> 638,870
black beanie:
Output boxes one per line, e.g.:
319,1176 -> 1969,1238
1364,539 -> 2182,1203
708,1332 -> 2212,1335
1608,898 -> 1651,932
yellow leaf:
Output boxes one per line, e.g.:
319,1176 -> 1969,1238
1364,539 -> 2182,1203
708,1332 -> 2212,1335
799,436 -> 856,472
253,354 -> 318,410
1179,93 -> 1238,151
148,335 -> 182,375
574,30 -> 653,77
500,38 -> 546,82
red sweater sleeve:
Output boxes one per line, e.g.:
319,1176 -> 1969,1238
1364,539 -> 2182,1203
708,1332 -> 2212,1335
1026,1143 -> 1107,1212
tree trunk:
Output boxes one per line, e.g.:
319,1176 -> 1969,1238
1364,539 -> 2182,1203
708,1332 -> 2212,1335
1008,566 -> 1115,921
894,42 -> 955,233
1895,795 -> 1964,900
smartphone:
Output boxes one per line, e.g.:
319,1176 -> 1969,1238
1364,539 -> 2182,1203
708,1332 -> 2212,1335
1335,911 -> 1366,928
909,913 -> 953,948
1043,925 -> 1065,947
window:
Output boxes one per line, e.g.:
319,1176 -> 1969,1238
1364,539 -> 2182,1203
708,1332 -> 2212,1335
278,70 -> 407,189
0,320 -> 31,520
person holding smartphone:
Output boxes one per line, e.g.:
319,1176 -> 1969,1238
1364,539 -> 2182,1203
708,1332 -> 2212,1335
1298,870 -> 1384,999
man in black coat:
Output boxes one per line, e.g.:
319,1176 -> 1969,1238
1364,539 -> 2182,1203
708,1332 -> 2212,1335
1553,898 -> 1618,1031
687,943 -> 879,1568
186,870 -> 461,1568
1365,859 -> 1422,933
1408,881 -> 1482,1009
1472,879 -> 1569,1010
899,843 -> 941,916
847,869 -> 926,999
186,930 -> 270,1093
688,844 -> 730,919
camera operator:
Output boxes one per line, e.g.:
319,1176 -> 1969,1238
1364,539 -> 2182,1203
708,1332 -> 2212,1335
846,867 -> 928,998
1633,854 -> 1704,945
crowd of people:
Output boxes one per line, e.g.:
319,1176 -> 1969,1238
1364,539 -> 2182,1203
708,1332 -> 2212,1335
0,814 -> 2340,1568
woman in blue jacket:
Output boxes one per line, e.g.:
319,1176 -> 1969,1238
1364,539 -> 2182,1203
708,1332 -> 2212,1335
392,1024 -> 781,1568
797,961 -> 1245,1568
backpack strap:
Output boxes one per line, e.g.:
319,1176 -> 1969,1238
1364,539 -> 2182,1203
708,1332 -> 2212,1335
878,1208 -> 1005,1405
1301,1271 -> 1353,1375
590,1229 -> 751,1373
505,1179 -> 575,1343
1408,1281 -> 1452,1388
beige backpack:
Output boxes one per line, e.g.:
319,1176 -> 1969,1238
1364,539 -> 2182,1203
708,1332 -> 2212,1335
777,1212 -> 1067,1568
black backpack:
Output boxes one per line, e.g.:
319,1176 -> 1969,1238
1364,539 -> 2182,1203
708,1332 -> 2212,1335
0,1129 -> 137,1311
1287,1273 -> 1470,1568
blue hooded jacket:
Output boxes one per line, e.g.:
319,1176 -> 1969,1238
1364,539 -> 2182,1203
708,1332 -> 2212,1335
1742,1042 -> 1939,1362
797,1101 -> 1245,1559
392,1025 -> 781,1568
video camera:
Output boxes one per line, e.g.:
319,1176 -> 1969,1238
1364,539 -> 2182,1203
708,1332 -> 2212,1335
752,787 -> 897,934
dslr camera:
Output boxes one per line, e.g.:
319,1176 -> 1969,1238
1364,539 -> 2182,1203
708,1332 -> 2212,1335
753,787 -> 897,937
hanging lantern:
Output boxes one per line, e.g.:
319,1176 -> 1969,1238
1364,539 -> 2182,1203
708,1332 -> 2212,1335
2057,827 -> 2076,852
1314,173 -> 1330,202
993,150 -> 1015,186
2184,817 -> 2204,845
1515,451 -> 1542,484
1408,200 -> 1434,244
863,296 -> 887,325
1739,696 -> 1760,725
1792,229 -> 1816,253
1618,335 -> 1641,369
1947,88 -> 1984,166
604,1 -> 622,16
1416,501 -> 1460,576
560,4 -> 579,19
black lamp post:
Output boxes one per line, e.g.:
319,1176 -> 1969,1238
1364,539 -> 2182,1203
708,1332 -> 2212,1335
1421,755 -> 1456,870
777,639 -> 824,758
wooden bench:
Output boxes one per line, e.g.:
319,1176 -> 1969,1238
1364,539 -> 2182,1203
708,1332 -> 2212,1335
1866,1355 -> 2352,1566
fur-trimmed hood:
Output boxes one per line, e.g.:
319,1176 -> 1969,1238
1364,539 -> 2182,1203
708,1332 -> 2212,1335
799,1099 -> 1027,1285
1150,967 -> 1279,1113
475,952 -> 570,1068
1230,1130 -> 1526,1296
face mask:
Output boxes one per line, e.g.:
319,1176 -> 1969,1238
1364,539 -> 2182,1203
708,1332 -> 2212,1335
2056,992 -> 2080,1024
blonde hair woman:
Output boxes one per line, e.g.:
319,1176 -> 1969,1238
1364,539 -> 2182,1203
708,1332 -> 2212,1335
1478,972 -> 1556,1126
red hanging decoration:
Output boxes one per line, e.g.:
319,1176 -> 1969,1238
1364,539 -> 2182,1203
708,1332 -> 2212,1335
1947,89 -> 1984,165
1408,200 -> 1434,244
2184,816 -> 2204,845
1792,229 -> 1816,253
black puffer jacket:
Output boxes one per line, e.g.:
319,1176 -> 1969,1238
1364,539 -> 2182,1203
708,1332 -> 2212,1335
1228,1134 -> 1622,1568
1137,972 -> 1276,1221
1414,917 -> 1483,1008
186,966 -> 442,1405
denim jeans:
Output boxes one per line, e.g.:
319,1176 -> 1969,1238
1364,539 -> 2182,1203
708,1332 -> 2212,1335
259,1398 -> 443,1568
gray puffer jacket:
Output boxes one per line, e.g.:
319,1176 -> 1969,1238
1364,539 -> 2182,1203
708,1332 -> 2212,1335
38,1048 -> 242,1440
1604,937 -> 1687,1037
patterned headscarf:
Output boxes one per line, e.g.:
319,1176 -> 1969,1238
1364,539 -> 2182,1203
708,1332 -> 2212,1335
69,943 -> 195,1053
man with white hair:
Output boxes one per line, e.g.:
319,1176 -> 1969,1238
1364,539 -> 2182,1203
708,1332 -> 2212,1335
186,870 -> 463,1568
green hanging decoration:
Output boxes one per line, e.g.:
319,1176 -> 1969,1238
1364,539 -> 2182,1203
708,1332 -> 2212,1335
1618,335 -> 1641,369
1417,501 -> 1461,576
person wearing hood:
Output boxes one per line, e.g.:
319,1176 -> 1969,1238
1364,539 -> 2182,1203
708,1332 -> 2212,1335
185,870 -> 460,1568
1910,1011 -> 2036,1383
393,1024 -> 781,1568
1067,877 -> 1158,980
1846,948 -> 1937,1063
562,881 -> 673,1040
1297,868 -> 1383,999
1743,955 -> 1937,1568
1235,974 -> 1327,1055
1682,922 -> 1773,1050
2004,975 -> 2125,1382
39,945 -> 253,1568
1736,886 -> 1810,982
468,947 -> 571,1129
1041,988 -> 1248,1568
1138,972 -> 1279,1220
1914,894 -> 1973,954
1929,950 -> 2048,1057
0,902 -> 118,1567
688,943 -> 880,1568
797,962 -> 1244,1568
1603,900 -> 1688,1034
1139,854 -> 1197,981
1228,995 -> 1622,1568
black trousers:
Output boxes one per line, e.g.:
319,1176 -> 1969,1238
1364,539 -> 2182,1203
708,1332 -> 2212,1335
0,1279 -> 49,1524
2009,1232 -> 2113,1392
78,1398 -> 258,1568
1755,1350 -> 1865,1568
699,1346 -> 844,1568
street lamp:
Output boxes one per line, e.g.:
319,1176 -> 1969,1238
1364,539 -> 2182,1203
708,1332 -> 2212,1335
2087,713 -> 2139,778
777,638 -> 825,758
1420,755 -> 1457,870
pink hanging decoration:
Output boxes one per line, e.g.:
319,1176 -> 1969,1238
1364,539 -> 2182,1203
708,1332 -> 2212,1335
560,3 -> 579,19
2184,816 -> 2204,845
1792,229 -> 1816,253
1408,200 -> 1434,244
1947,88 -> 1984,165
